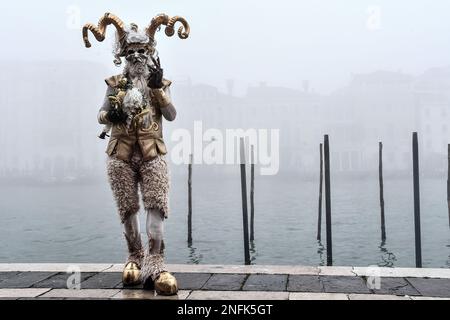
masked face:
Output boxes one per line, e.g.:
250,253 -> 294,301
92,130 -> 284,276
125,45 -> 150,74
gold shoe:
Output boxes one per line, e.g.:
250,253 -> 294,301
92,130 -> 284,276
122,261 -> 141,286
154,271 -> 178,295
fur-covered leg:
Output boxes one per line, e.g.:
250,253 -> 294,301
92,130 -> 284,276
124,232 -> 144,266
139,157 -> 176,295
140,240 -> 178,295
122,211 -> 143,286
122,232 -> 144,286
140,155 -> 170,218
107,157 -> 140,223
123,213 -> 143,265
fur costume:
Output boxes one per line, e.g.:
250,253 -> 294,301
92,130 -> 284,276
107,152 -> 170,223
83,12 -> 189,295
124,232 -> 144,267
140,253 -> 166,282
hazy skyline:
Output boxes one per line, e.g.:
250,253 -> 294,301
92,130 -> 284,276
1,1 -> 450,179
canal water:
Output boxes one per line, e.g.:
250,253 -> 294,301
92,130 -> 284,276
0,166 -> 449,268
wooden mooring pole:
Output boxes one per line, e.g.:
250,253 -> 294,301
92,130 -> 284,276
187,154 -> 193,244
447,144 -> 450,229
379,142 -> 386,241
412,132 -> 422,268
317,143 -> 323,241
240,138 -> 251,265
324,135 -> 333,266
250,145 -> 255,241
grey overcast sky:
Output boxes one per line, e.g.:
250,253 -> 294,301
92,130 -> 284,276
1,0 -> 449,94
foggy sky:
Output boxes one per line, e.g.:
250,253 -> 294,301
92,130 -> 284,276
1,0 -> 450,178
1,0 -> 450,95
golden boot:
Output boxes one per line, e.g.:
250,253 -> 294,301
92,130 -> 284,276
154,271 -> 178,295
122,233 -> 144,286
123,261 -> 141,286
141,252 -> 178,295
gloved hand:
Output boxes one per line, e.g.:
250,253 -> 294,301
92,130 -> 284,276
147,57 -> 164,89
107,108 -> 127,124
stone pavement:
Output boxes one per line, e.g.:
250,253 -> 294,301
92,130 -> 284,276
0,264 -> 449,300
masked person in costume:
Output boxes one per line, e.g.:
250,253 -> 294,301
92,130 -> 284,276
82,13 -> 189,295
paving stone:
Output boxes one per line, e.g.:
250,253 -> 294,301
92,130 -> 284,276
0,288 -> 51,298
115,282 -> 143,289
410,296 -> 450,300
80,272 -> 122,289
353,267 -> 450,279
18,297 -> 67,300
168,264 -> 319,275
321,276 -> 371,294
113,289 -> 191,300
319,266 -> 355,276
242,274 -> 288,292
202,274 -> 247,291
406,278 -> 450,298
2,264 -> 448,300
188,290 -> 289,300
32,272 -> 97,289
102,264 -> 124,272
348,294 -> 411,300
0,272 -> 57,288
64,297 -> 115,300
287,275 -> 323,292
0,272 -> 20,283
371,277 -> 420,296
41,289 -> 120,298
0,263 -> 112,273
172,273 -> 211,290
1,264 -> 448,278
289,292 -> 348,300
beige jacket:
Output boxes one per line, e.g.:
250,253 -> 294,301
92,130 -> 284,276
98,74 -> 177,161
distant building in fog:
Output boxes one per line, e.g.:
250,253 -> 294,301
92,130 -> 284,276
2,62 -> 450,181
172,67 -> 450,175
415,67 -> 450,170
0,61 -> 109,181
324,70 -> 416,174
171,80 -> 324,175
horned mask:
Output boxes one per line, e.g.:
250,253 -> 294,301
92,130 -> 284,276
82,13 -> 190,65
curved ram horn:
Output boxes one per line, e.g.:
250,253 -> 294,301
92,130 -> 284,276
82,13 -> 126,48
146,14 -> 190,41
166,16 -> 190,39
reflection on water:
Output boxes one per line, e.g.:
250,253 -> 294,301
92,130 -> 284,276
187,242 -> 203,264
316,240 -> 325,266
250,241 -> 257,264
446,245 -> 450,268
314,240 -> 397,267
0,175 -> 449,267
378,240 -> 397,267
186,239 -> 259,265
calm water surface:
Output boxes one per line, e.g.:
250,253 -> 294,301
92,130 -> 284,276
0,166 -> 449,268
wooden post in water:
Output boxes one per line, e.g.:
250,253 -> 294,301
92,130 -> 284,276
379,142 -> 386,241
412,132 -> 422,268
187,154 -> 193,244
250,145 -> 255,241
324,135 -> 333,266
240,138 -> 251,265
317,143 -> 323,241
447,144 -> 450,228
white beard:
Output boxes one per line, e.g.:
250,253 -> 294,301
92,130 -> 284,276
123,88 -> 144,129
125,61 -> 150,91
123,60 -> 152,129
